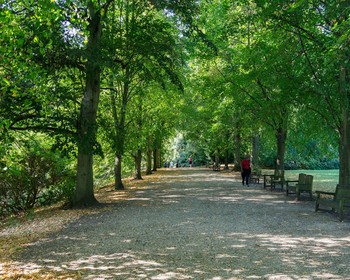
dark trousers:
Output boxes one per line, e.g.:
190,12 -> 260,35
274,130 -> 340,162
241,168 -> 251,185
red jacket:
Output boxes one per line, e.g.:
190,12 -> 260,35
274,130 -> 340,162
241,159 -> 250,170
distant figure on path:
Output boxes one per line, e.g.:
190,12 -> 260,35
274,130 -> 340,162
189,156 -> 193,167
241,155 -> 251,186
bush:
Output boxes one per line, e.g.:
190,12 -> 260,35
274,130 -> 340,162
0,148 -> 75,218
284,158 -> 339,170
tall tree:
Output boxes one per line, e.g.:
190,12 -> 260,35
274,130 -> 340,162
2,0 -> 201,206
254,0 -> 350,185
99,0 -> 184,189
74,1 -> 115,206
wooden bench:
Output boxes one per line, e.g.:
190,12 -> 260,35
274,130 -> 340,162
263,174 -> 273,188
264,169 -> 284,191
207,162 -> 219,171
286,173 -> 313,200
315,184 -> 350,221
212,162 -> 220,171
250,169 -> 262,184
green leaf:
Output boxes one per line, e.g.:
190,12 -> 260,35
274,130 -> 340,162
3,78 -> 10,86
287,0 -> 306,13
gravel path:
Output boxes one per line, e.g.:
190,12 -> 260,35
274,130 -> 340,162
11,168 -> 350,279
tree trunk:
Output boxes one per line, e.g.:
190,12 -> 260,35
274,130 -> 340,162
134,149 -> 143,180
111,70 -> 129,190
215,149 -> 220,168
275,126 -> 287,179
338,63 -> 350,187
252,135 -> 260,168
73,3 -> 102,206
233,114 -> 241,171
158,150 -> 162,168
159,148 -> 164,168
338,116 -> 350,186
152,148 -> 158,171
224,148 -> 229,170
146,145 -> 152,175
115,155 -> 124,190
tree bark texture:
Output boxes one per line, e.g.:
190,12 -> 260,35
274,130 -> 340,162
233,114 -> 241,171
224,148 -> 229,170
74,3 -> 103,206
146,146 -> 152,175
252,135 -> 260,168
275,127 -> 287,179
112,71 -> 129,189
152,148 -> 158,171
134,149 -> 143,180
338,63 -> 350,187
215,149 -> 220,167
114,155 -> 124,190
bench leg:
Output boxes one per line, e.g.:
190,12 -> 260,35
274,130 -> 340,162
315,201 -> 319,212
339,201 -> 344,222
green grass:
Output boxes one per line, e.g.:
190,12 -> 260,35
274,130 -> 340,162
263,169 -> 339,192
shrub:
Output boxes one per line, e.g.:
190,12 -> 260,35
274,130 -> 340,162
0,148 -> 75,218
283,158 -> 339,170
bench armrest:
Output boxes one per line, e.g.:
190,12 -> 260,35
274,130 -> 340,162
315,190 -> 336,198
286,180 -> 298,184
315,190 -> 335,195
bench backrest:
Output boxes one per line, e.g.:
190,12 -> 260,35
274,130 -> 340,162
251,169 -> 262,176
274,169 -> 283,177
335,185 -> 350,201
298,173 -> 307,184
298,174 -> 313,191
273,169 -> 285,182
305,174 -> 313,189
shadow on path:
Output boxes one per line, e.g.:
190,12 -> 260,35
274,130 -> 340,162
9,168 -> 350,279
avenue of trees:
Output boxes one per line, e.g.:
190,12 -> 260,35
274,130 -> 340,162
0,0 -> 349,215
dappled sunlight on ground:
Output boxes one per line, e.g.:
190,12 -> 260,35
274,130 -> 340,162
2,168 -> 350,279
7,230 -> 350,279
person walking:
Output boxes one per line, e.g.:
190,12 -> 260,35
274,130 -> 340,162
241,155 -> 251,187
189,156 -> 193,168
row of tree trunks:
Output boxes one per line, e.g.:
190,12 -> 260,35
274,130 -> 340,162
133,146 -> 162,179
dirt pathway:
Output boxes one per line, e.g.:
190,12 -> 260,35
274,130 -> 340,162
3,168 -> 350,279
